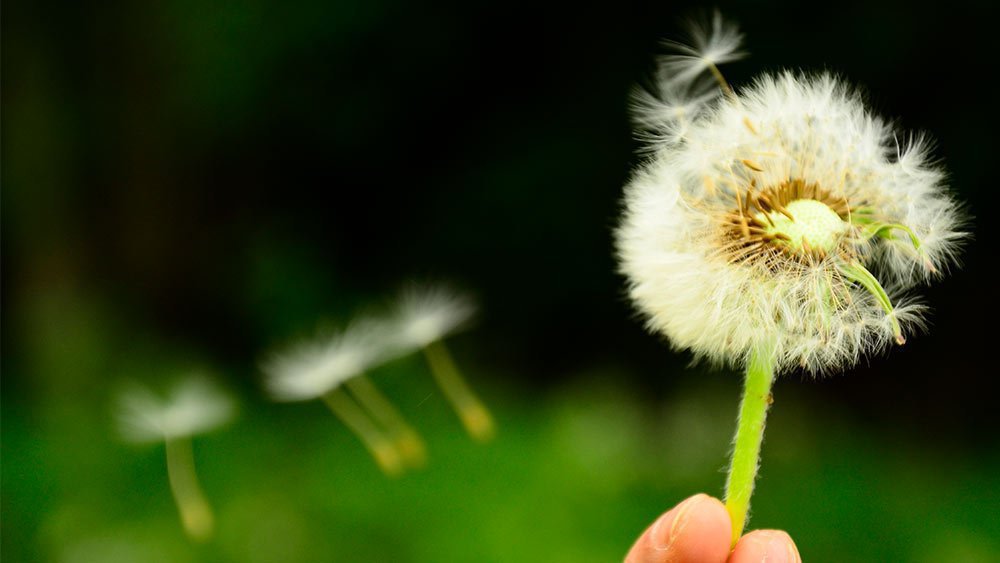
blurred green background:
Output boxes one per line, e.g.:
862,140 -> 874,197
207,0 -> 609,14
4,0 -> 998,561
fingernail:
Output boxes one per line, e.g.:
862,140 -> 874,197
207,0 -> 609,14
786,533 -> 802,563
760,530 -> 798,563
651,494 -> 709,550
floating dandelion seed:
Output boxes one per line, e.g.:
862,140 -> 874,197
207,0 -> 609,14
384,284 -> 495,442
262,321 -> 426,474
656,11 -> 745,92
116,375 -> 236,541
617,13 -> 965,545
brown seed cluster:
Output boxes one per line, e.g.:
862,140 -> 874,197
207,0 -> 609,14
722,179 -> 852,263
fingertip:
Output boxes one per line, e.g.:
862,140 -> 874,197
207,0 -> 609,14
730,529 -> 801,563
647,494 -> 731,563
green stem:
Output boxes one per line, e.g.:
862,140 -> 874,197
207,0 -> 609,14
423,341 -> 495,442
724,346 -> 776,547
164,436 -> 214,541
322,388 -> 404,476
345,375 -> 427,467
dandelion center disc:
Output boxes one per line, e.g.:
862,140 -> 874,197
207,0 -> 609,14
757,199 -> 846,254
723,178 -> 854,262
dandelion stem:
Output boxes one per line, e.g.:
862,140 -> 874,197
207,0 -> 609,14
322,388 -> 404,476
345,375 -> 427,468
724,345 -> 776,547
164,436 -> 215,541
422,341 -> 495,442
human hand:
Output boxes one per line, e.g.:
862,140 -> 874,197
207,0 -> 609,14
625,494 -> 801,563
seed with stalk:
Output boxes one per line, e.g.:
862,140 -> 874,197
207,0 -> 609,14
115,375 -> 237,541
262,321 -> 426,475
618,13 -> 965,545
383,284 -> 495,442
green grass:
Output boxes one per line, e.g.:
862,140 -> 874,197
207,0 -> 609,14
4,359 -> 999,562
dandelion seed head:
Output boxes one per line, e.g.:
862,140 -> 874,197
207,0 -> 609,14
116,376 -> 236,444
617,70 -> 965,374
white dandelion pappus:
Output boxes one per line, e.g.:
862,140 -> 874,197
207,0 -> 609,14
116,376 -> 236,444
263,319 -> 426,475
630,79 -> 722,151
632,13 -> 743,154
389,284 -> 477,353
262,322 -> 385,402
382,283 -> 495,442
115,374 -> 235,541
657,11 -> 746,88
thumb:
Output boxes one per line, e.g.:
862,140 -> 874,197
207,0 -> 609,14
729,530 -> 801,563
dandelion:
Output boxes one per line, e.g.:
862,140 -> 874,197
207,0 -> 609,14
384,284 -> 495,442
617,13 -> 964,544
262,322 -> 426,475
116,375 -> 236,541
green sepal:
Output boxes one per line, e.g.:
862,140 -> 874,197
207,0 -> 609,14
848,206 -> 878,225
861,222 -> 922,250
836,260 -> 904,344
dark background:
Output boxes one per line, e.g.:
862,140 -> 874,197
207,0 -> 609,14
4,1 -> 999,561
